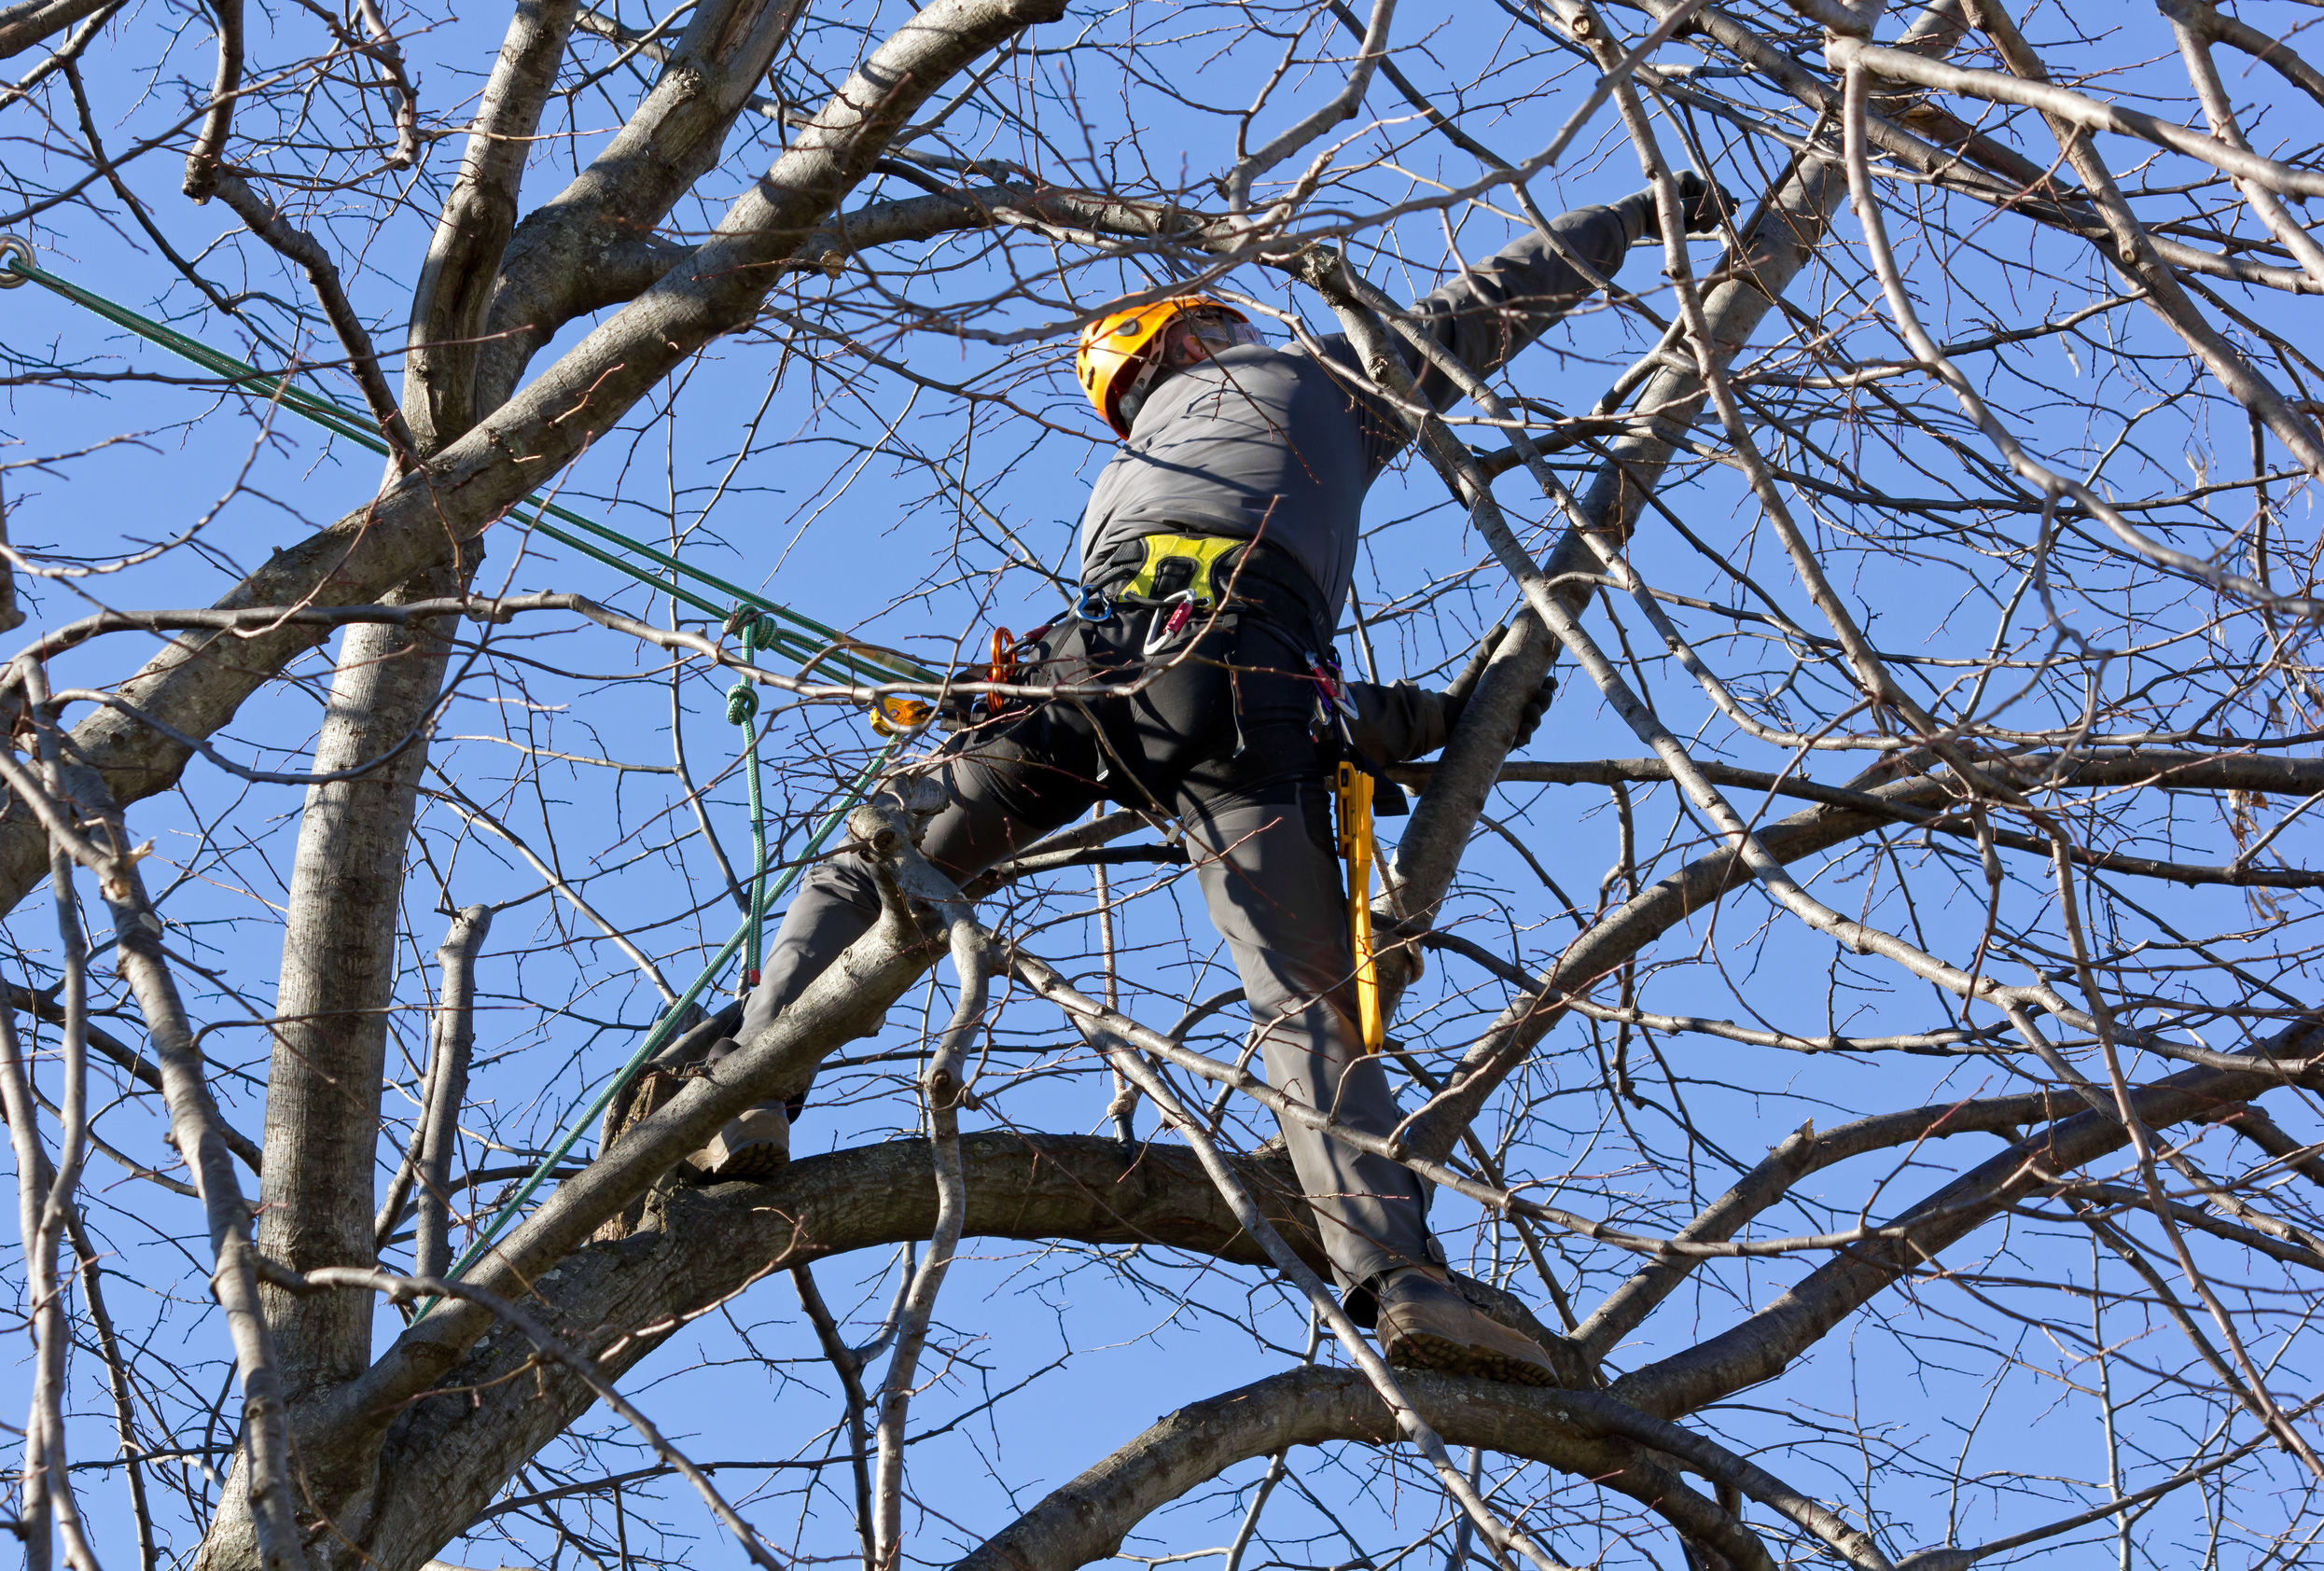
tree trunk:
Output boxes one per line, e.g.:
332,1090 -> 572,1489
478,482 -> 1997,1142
196,564 -> 470,1571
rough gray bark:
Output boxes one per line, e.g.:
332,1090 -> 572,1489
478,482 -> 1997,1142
202,569 -> 471,1571
951,1368 -> 1780,1571
469,0 -> 813,416
341,1133 -> 1315,1571
0,0 -> 110,61
255,572 -> 466,1411
400,0 -> 581,453
414,905 -> 491,1280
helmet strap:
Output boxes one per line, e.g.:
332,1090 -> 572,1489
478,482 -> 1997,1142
1114,345 -> 1175,429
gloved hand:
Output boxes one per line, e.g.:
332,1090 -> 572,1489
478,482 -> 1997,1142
1620,171 -> 1736,241
1439,624 -> 1557,751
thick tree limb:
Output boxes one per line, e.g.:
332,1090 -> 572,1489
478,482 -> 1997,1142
1938,0 -> 2324,481
2159,0 -> 2324,112
339,1133 -> 1320,1571
467,0 -> 814,418
872,851 -> 987,1568
1610,1015 -> 2324,1419
400,0 -> 580,453
249,568 -> 466,1416
180,0 -> 242,200
949,1367 -> 1903,1571
0,0 -> 107,63
1827,34 -> 2324,200
1393,752 -> 2324,800
0,0 -> 1069,932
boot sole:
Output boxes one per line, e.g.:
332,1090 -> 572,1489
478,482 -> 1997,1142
690,1137 -> 790,1182
1383,1328 -> 1560,1387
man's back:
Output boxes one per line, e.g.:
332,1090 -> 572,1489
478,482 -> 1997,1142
1074,196 -> 1650,610
1079,340 -> 1386,610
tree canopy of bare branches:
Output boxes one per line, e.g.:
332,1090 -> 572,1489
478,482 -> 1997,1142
4,0 -> 2324,1567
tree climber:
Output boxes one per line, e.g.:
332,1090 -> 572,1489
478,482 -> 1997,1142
689,177 -> 1731,1384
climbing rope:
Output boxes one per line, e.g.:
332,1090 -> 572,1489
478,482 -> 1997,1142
0,238 -> 940,689
0,238 -> 936,1299
423,740 -> 901,1313
727,609 -> 772,991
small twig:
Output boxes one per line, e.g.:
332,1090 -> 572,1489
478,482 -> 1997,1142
416,906 -> 492,1279
871,831 -> 989,1569
180,0 -> 242,201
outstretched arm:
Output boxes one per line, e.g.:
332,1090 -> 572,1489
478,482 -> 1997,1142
1344,624 -> 1554,764
1347,174 -> 1731,425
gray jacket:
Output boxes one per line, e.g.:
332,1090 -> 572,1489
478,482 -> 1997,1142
1077,200 -> 1643,614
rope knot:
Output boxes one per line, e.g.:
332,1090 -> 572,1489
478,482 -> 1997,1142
726,681 -> 758,727
725,606 -> 781,651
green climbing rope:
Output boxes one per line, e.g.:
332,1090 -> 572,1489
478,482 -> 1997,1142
728,611 -> 772,988
423,740 -> 901,1313
0,241 -> 940,688
0,239 -> 938,1300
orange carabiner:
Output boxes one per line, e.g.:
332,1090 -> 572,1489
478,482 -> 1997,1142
983,627 -> 1016,716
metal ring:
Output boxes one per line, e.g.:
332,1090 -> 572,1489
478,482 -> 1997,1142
0,234 -> 32,288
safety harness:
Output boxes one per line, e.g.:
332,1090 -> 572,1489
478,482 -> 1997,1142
1092,532 -> 1399,1050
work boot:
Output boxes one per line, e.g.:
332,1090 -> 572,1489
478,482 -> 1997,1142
1371,1266 -> 1564,1386
689,1098 -> 790,1180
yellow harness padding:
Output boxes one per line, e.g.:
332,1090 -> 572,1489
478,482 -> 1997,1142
1334,761 -> 1385,1055
1123,534 -> 1244,605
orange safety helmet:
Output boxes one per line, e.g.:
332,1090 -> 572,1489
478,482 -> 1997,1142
1075,296 -> 1253,438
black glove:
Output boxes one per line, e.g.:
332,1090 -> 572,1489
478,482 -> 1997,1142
1621,171 -> 1736,241
1439,625 -> 1557,751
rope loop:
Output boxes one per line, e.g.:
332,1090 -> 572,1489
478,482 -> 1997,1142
725,605 -> 781,651
726,680 -> 759,727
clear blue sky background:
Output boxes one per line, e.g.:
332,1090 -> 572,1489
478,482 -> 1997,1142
2,0 -> 2311,1564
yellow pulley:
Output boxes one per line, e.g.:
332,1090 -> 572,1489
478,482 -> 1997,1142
870,695 -> 933,736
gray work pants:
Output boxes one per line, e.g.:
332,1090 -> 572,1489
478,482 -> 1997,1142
729,606 -> 1434,1292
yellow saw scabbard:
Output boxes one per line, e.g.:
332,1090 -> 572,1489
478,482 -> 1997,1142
1334,761 -> 1385,1055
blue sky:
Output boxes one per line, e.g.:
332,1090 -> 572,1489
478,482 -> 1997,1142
3,0 -> 2319,1565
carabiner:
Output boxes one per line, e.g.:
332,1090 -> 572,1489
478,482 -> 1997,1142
1303,648 -> 1358,719
1143,591 -> 1197,658
870,694 -> 935,736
